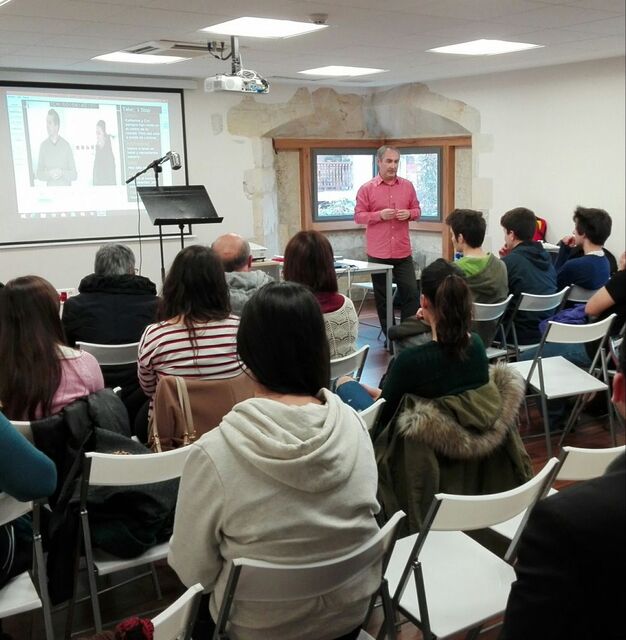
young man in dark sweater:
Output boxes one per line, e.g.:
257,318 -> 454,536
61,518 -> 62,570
555,205 -> 612,291
500,207 -> 557,344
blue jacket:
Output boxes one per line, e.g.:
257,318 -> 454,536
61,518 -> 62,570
503,242 -> 557,344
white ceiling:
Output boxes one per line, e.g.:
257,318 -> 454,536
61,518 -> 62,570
0,0 -> 624,87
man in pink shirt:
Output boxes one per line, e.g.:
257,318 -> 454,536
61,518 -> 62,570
354,146 -> 421,336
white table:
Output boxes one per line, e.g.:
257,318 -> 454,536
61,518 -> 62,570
335,259 -> 394,352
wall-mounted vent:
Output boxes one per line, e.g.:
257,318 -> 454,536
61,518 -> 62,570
125,40 -> 210,58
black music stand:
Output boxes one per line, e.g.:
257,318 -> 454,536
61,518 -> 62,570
138,185 -> 223,281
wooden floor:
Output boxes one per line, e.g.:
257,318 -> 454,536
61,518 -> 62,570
4,302 -> 624,639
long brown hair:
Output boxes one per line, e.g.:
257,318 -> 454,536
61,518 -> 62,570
282,230 -> 338,293
158,245 -> 231,350
421,259 -> 472,359
0,276 -> 66,419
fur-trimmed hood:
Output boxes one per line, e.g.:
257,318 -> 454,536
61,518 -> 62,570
394,363 -> 526,460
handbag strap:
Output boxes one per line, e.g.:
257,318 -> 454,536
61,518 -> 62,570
174,376 -> 196,445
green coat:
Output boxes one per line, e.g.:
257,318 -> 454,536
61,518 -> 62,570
375,363 -> 533,535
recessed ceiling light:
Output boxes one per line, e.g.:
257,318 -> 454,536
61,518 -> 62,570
200,17 -> 327,39
299,66 -> 387,77
92,52 -> 188,64
428,39 -> 543,56
0,0 -> 13,6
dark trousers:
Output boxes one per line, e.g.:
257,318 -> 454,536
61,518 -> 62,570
368,254 -> 419,336
193,594 -> 361,640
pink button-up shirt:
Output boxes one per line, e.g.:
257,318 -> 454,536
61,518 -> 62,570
354,175 -> 421,259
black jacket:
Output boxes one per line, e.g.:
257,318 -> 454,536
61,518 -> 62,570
62,273 -> 158,346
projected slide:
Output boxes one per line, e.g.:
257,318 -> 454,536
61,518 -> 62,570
0,84 -> 187,245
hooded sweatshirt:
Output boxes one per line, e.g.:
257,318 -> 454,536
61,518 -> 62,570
225,270 -> 273,316
502,242 -> 557,344
168,389 -> 380,640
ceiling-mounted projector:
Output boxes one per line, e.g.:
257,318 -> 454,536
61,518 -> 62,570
204,35 -> 270,94
204,71 -> 269,94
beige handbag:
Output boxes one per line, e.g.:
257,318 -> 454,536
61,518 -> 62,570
149,373 -> 255,452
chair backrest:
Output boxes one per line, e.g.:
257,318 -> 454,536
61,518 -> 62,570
223,511 -> 404,603
10,420 -> 34,443
426,457 -> 559,532
544,313 -> 616,345
85,446 -> 192,487
557,445 -> 626,482
330,345 -> 369,383
517,287 -> 570,313
0,493 -> 32,527
359,399 -> 386,432
567,284 -> 598,303
77,341 -> 140,366
152,583 -> 203,640
472,294 -> 513,322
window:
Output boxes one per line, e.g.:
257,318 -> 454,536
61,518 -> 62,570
311,146 -> 442,222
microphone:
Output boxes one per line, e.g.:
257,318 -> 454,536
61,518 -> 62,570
168,151 -> 182,170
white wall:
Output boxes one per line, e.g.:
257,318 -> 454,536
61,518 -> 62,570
1,58 -> 624,288
427,57 -> 625,257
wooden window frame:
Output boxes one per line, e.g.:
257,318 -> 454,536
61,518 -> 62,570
273,136 -> 471,261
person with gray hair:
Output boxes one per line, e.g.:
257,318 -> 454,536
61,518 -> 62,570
62,243 -> 158,424
211,233 -> 273,315
354,145 -> 421,339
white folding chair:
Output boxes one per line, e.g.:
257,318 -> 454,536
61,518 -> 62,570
567,284 -> 599,303
491,444 -> 626,541
72,447 -> 192,632
213,511 -> 406,640
385,459 -> 559,640
359,398 -> 386,433
353,282 -> 398,317
152,583 -> 203,640
508,314 -> 617,457
0,496 -> 54,640
330,344 -> 369,387
76,341 -> 140,366
505,287 -> 570,357
472,294 -> 513,361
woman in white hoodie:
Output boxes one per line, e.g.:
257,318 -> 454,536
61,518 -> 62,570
168,282 -> 380,640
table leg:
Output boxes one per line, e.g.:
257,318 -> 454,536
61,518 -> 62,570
385,268 -> 393,353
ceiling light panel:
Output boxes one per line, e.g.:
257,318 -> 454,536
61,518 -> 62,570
200,17 -> 328,39
428,39 -> 543,55
299,66 -> 387,76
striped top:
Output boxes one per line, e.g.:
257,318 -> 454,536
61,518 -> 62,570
138,316 -> 241,398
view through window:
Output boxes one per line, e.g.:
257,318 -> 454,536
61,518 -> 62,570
312,147 -> 442,222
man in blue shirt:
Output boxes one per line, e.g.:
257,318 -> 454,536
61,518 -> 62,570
555,206 -> 612,291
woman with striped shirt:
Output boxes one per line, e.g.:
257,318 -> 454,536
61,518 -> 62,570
138,245 -> 241,402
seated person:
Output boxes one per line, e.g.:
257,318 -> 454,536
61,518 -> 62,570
62,243 -> 158,422
0,276 -> 104,420
555,206 -> 611,291
138,245 -> 240,403
337,259 -> 532,532
390,209 -> 508,351
168,282 -> 380,640
500,207 -> 557,344
500,339 -> 626,640
283,230 -> 358,358
0,411 -> 57,639
211,233 -> 273,316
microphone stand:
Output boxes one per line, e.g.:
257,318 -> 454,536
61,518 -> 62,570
125,154 -> 169,186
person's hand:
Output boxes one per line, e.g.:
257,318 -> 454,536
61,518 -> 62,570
395,209 -> 411,221
561,234 -> 576,247
619,251 -> 626,271
379,208 -> 396,221
361,383 -> 382,401
499,245 -> 510,258
50,168 -> 62,180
